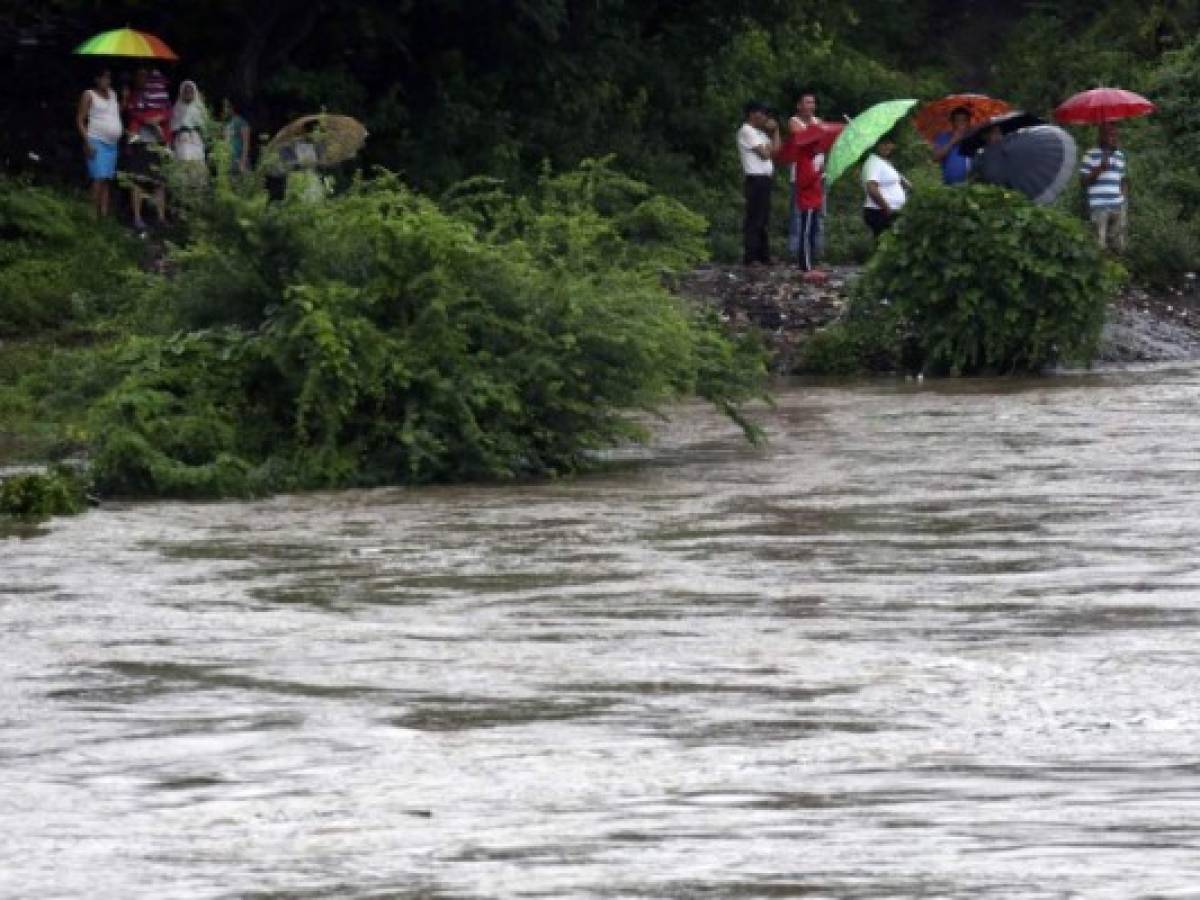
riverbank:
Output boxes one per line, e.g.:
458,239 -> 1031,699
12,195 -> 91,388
676,264 -> 1200,373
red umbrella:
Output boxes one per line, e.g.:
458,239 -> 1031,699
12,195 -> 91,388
790,123 -> 844,154
1053,88 -> 1155,124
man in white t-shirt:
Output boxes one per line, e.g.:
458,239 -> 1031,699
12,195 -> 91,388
787,91 -> 825,258
862,132 -> 909,238
737,101 -> 781,265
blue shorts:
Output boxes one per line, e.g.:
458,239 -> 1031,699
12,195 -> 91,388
86,138 -> 119,181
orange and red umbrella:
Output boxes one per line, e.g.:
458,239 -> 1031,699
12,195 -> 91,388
1053,87 -> 1155,125
73,28 -> 179,61
914,93 -> 1011,142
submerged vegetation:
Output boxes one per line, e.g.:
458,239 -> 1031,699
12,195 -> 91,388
1,163 -> 767,504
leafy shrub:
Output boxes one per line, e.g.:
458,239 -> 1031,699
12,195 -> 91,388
0,179 -> 139,336
88,163 -> 766,498
0,466 -> 87,519
844,185 -> 1119,375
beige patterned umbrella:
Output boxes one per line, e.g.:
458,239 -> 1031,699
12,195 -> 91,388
263,114 -> 368,171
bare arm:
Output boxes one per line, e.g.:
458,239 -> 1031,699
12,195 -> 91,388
76,92 -> 92,142
866,181 -> 889,213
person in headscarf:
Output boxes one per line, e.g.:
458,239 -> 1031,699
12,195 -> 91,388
170,80 -> 209,164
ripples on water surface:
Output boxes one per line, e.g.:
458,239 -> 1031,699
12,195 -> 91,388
5,367 -> 1200,898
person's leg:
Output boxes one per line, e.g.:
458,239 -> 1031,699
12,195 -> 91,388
863,208 -> 879,238
1114,204 -> 1129,254
88,180 -> 102,218
743,176 -> 757,264
863,207 -> 889,238
744,176 -> 771,264
98,180 -> 111,218
787,189 -> 800,257
811,210 -> 824,264
1091,208 -> 1108,249
756,178 -> 773,263
153,184 -> 167,224
131,185 -> 146,229
797,209 -> 815,271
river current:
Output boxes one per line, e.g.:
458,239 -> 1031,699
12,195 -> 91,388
4,367 -> 1200,898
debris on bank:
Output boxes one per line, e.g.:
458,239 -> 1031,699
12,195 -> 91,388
674,265 -> 858,373
674,264 -> 1200,372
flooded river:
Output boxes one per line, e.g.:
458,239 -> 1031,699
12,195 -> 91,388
5,367 -> 1200,898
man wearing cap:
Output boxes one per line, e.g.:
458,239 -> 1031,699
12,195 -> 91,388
737,101 -> 781,265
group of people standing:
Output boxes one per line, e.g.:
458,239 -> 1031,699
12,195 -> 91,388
76,67 -> 253,228
738,94 -> 1131,270
932,107 -> 1128,252
737,92 -> 909,272
737,92 -> 830,271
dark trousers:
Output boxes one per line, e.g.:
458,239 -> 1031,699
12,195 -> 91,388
863,207 -> 896,238
743,175 -> 773,264
796,208 -> 820,271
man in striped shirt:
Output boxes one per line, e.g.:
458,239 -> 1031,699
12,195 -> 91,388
1080,123 -> 1128,252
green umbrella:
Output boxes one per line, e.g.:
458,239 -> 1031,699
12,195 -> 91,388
824,98 -> 918,187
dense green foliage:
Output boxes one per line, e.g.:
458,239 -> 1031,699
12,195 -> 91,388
992,3 -> 1200,284
0,179 -> 140,335
0,465 -> 87,518
802,187 -> 1119,375
80,162 -> 765,498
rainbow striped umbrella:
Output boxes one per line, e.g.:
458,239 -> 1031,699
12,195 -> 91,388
73,28 -> 179,61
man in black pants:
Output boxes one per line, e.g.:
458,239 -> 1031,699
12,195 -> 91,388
737,101 -> 780,265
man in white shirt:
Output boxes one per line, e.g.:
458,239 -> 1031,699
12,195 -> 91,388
787,91 -> 825,258
737,101 -> 781,265
862,132 -> 909,238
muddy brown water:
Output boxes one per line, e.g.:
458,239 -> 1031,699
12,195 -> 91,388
5,368 -> 1200,898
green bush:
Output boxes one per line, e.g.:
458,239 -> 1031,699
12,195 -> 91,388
88,163 -> 767,498
0,179 -> 139,336
841,185 -> 1119,375
0,466 -> 87,519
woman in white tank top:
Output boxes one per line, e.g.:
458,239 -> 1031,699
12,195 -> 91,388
75,69 -> 122,218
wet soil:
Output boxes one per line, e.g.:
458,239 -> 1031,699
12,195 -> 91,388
675,265 -> 1200,373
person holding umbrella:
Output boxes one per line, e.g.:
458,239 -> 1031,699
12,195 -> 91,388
823,98 -> 918,238
1080,123 -> 1128,252
736,101 -> 781,266
931,106 -> 973,186
1055,87 -> 1154,251
862,132 -> 910,238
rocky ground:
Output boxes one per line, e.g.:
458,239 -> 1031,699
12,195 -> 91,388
674,264 -> 1200,373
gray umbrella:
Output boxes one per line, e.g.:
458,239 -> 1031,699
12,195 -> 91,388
957,111 -> 1045,156
973,125 -> 1077,205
